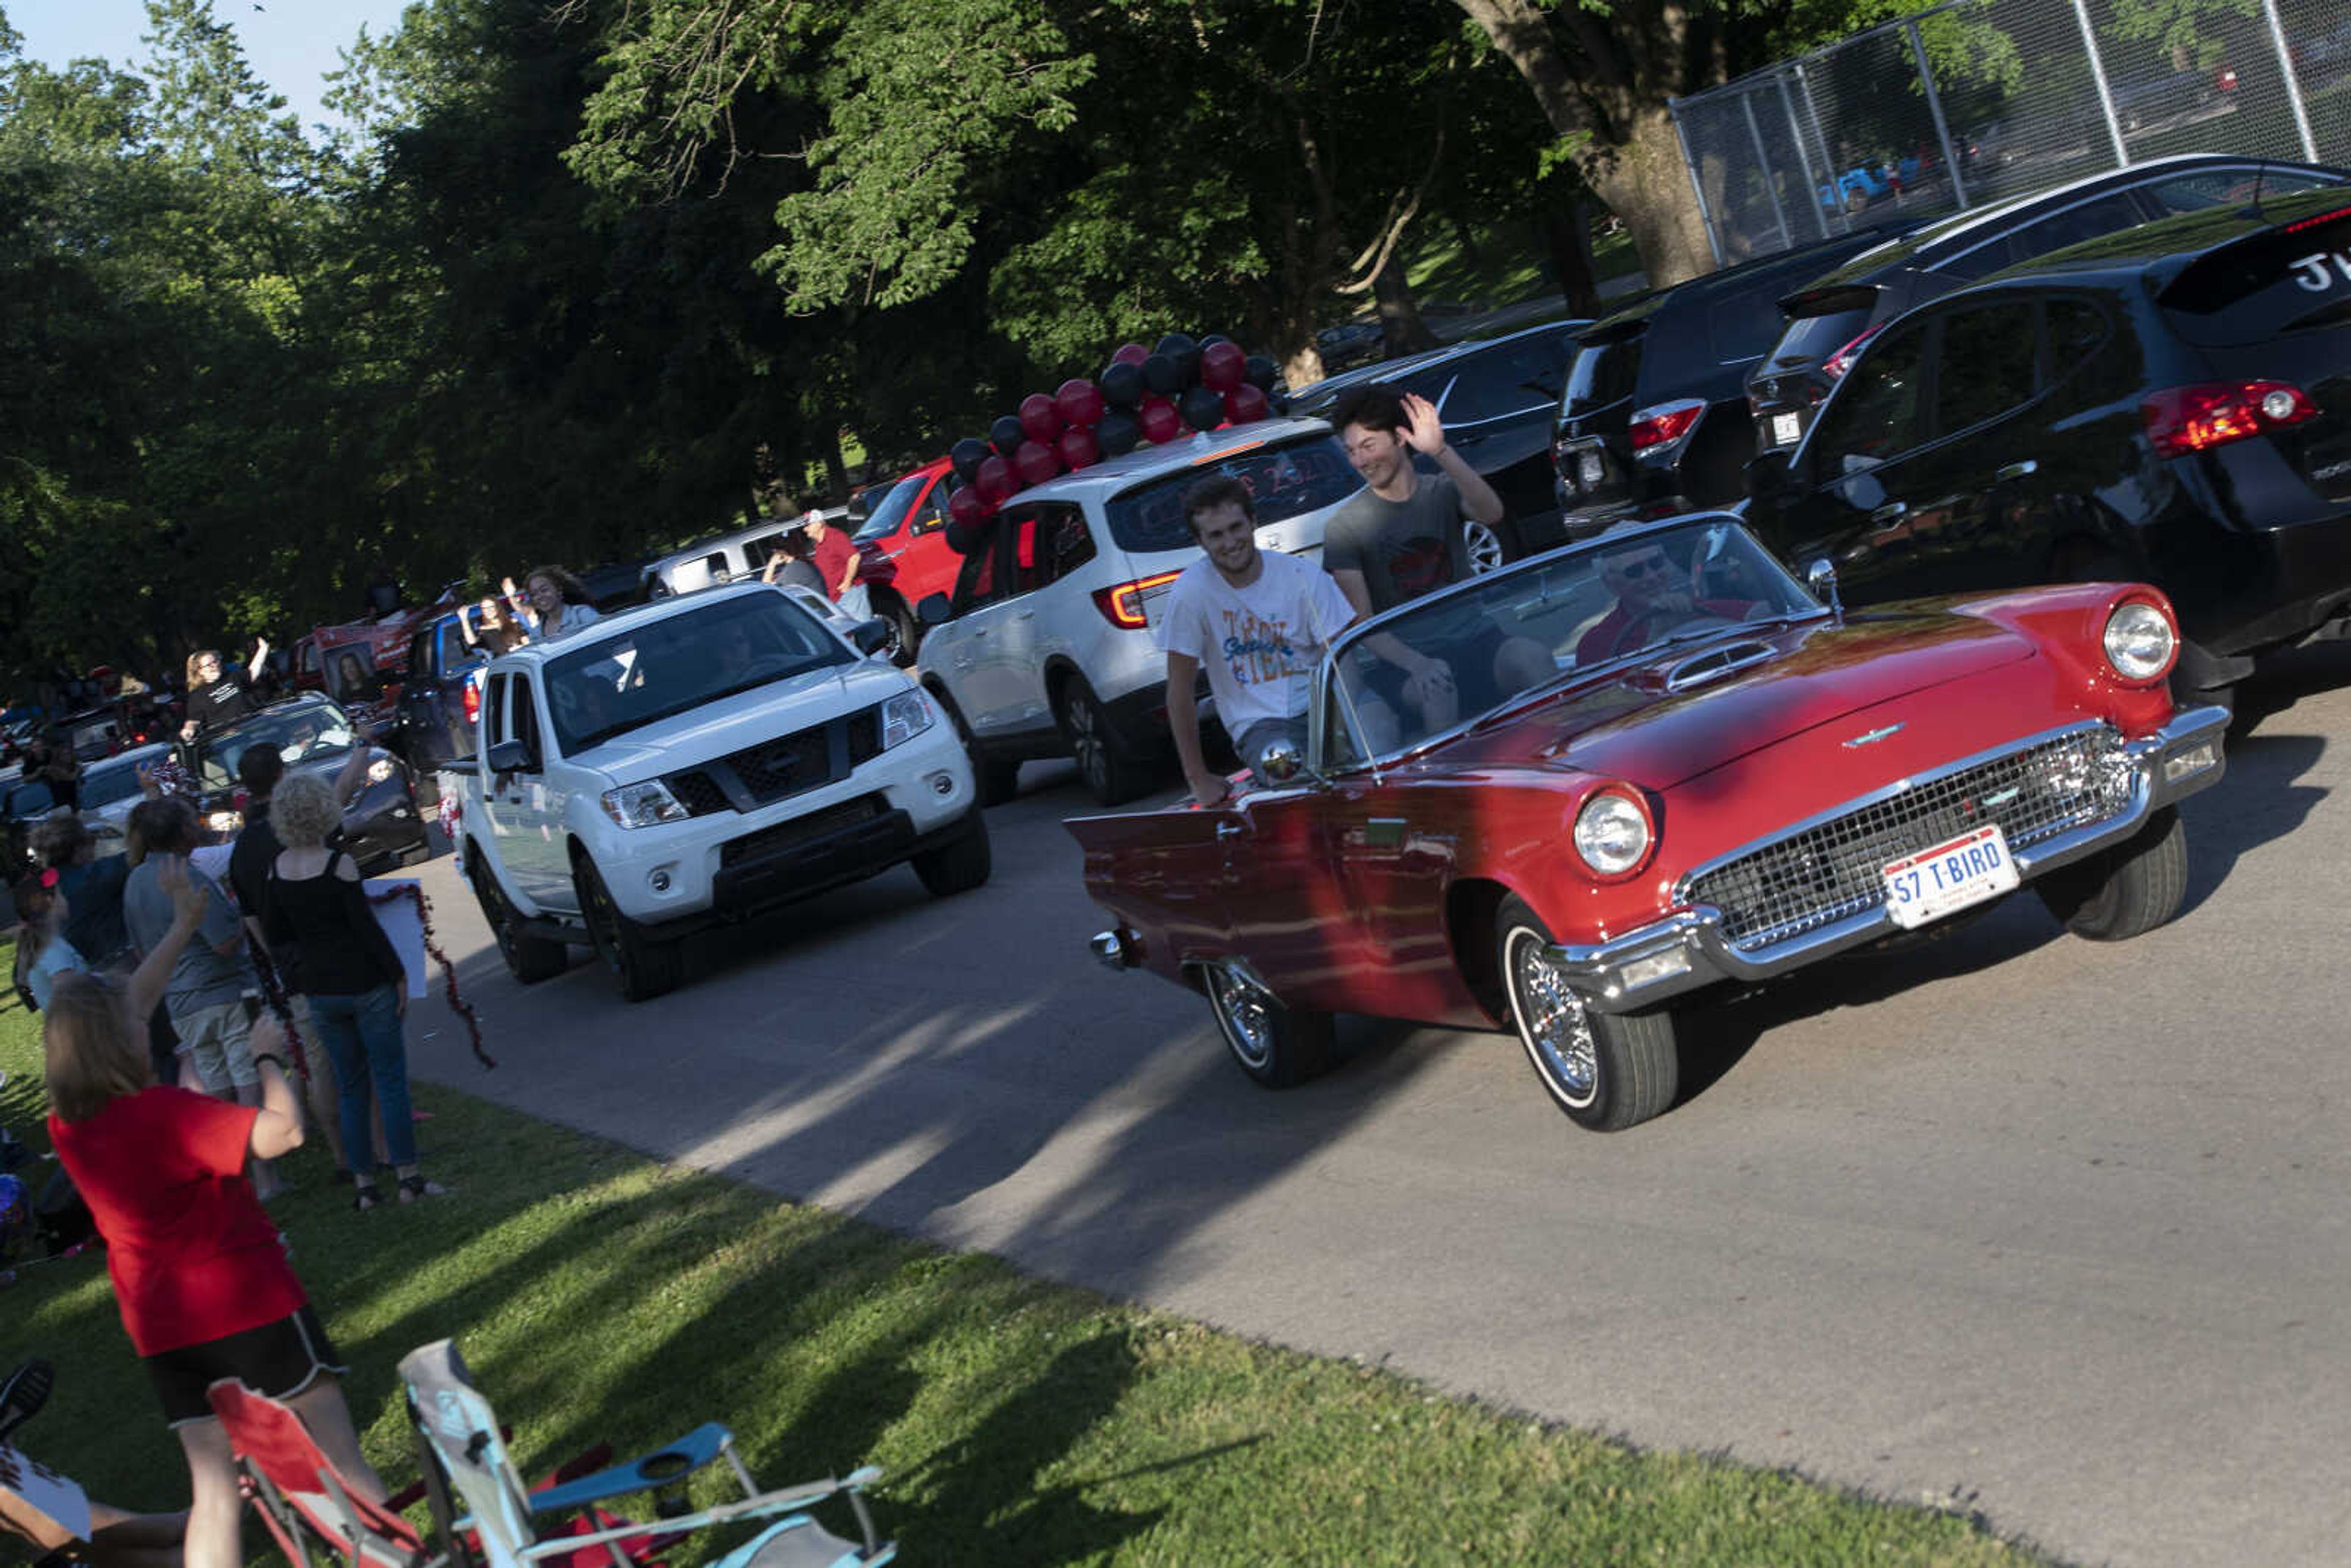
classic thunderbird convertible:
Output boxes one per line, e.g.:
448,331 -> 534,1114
1067,514 -> 2230,1130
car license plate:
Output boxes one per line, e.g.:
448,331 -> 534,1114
1771,412 -> 1802,448
1881,823 -> 2019,929
1578,452 -> 1604,488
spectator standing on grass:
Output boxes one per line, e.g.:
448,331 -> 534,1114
121,796 -> 279,1202
42,856 -> 390,1568
506,566 -> 601,643
10,868 -> 85,1010
35,806 -> 152,975
801,509 -> 858,607
179,644 -> 268,741
263,772 -> 443,1212
228,745 -> 377,1185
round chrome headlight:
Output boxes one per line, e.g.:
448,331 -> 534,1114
1573,791 -> 1651,876
2102,601 -> 2175,681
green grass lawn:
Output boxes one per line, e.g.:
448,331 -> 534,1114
0,943 -> 2058,1566
1403,219 -> 1642,314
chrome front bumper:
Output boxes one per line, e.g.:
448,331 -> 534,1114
1554,706 -> 2231,1015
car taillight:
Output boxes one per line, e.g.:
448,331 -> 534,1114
1093,569 -> 1183,630
461,678 -> 481,725
1822,322 -> 1885,381
1627,399 -> 1704,452
2141,382 -> 2318,457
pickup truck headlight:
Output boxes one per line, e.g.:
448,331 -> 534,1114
600,779 -> 691,828
207,808 -> 244,835
880,690 -> 935,750
367,756 -> 398,784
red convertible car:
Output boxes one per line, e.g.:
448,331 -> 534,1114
1068,514 -> 2230,1130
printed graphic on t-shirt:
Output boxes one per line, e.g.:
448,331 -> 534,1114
1387,536 -> 1455,598
1219,607 -> 1311,690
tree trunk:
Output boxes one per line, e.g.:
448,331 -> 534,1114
1539,198 -> 1602,316
1584,107 -> 1714,287
1372,253 -> 1440,355
820,430 -> 847,502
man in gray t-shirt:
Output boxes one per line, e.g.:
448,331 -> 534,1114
124,830 -> 263,1105
1322,386 -> 1553,732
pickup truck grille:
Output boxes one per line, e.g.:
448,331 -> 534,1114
662,702 -> 888,814
1681,726 -> 2135,953
720,793 -> 884,867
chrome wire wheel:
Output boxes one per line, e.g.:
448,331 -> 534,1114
1463,518 -> 1507,575
1205,961 -> 1278,1074
1505,923 -> 1599,1108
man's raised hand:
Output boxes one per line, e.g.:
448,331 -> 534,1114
1400,392 -> 1448,456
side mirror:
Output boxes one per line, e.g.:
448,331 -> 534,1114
846,492 -> 873,525
1804,558 -> 1842,616
849,617 -> 892,657
1744,449 -> 1794,506
916,593 -> 953,627
484,738 -> 529,775
1256,739 -> 1303,786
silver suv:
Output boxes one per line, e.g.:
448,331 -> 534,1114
913,416 -> 1362,805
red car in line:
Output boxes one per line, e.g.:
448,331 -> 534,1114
847,457 -> 963,661
1069,514 -> 2230,1131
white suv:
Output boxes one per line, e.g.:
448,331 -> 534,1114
451,582 -> 983,1000
913,416 -> 1362,805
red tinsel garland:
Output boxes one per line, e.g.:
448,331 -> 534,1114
367,881 -> 496,1071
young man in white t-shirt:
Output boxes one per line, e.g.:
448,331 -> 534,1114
1161,476 -> 1360,806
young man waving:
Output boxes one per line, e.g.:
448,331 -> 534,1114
1162,476 -> 1360,807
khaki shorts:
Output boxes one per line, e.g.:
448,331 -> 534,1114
174,999 -> 257,1093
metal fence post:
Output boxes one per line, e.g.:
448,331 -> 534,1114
2260,0 -> 2320,163
2069,0 -> 2129,168
1794,64 -> 1843,231
1903,18 -> 1968,209
1739,88 -> 1794,252
1667,99 -> 1727,270
1777,72 -> 1832,239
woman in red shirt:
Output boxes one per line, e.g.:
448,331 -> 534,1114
43,856 -> 388,1568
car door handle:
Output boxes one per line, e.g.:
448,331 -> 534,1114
1215,820 -> 1243,841
1871,501 -> 1908,525
1995,459 -> 2038,482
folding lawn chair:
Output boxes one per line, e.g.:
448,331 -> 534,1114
207,1380 -> 439,1568
397,1341 -> 891,1568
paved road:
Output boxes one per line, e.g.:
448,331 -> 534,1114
403,646 -> 2351,1568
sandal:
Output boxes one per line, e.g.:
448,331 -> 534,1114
397,1175 -> 446,1204
353,1182 -> 382,1212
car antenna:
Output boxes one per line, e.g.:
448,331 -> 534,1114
2246,159 -> 2269,219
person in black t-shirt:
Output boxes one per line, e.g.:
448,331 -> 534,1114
178,641 -> 269,740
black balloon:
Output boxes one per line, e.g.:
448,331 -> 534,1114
1099,360 -> 1144,408
950,437 -> 991,484
989,414 -> 1026,456
1155,331 -> 1200,385
1243,354 -> 1277,392
1141,352 -> 1183,396
1095,410 -> 1141,457
943,518 -> 981,556
1179,384 -> 1224,432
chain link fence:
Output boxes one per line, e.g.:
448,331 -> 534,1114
1670,0 -> 2351,267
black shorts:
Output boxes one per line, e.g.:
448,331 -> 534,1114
1363,619 -> 1510,719
146,1304 -> 346,1427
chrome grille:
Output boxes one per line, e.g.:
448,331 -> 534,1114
1683,726 -> 2135,952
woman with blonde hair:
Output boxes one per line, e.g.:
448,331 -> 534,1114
178,642 -> 268,740
45,855 -> 387,1568
262,772 -> 440,1210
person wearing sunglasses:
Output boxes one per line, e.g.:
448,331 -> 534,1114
1573,540 -> 1757,665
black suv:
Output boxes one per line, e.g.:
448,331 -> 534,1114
1746,155 -> 2347,457
1744,184 -> 2351,703
1551,225 -> 1913,539
1290,318 -> 1588,568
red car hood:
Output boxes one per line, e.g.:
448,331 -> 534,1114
1435,611 -> 2039,790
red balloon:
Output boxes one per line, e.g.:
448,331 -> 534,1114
975,454 -> 1016,503
1136,395 -> 1182,444
1199,340 -> 1247,392
1019,393 -> 1062,444
1111,342 -> 1151,367
1057,426 -> 1100,471
1054,378 -> 1106,429
947,484 -> 994,528
1223,383 -> 1270,424
1013,438 -> 1063,487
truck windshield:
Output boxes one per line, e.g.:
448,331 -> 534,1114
546,591 -> 854,754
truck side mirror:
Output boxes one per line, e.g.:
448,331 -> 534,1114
849,617 -> 892,657
484,738 -> 528,775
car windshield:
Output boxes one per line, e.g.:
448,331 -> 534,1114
1103,434 -> 1361,554
1323,518 -> 1820,764
80,756 -> 154,808
193,700 -> 361,790
853,473 -> 926,542
546,590 -> 853,754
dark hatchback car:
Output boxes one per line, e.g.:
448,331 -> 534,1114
1288,318 -> 1588,569
395,610 -> 493,787
1746,155 -> 2348,457
186,692 -> 431,871
1551,224 -> 1916,540
1744,184 -> 2351,705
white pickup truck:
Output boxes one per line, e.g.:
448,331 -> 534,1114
447,581 -> 984,1000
